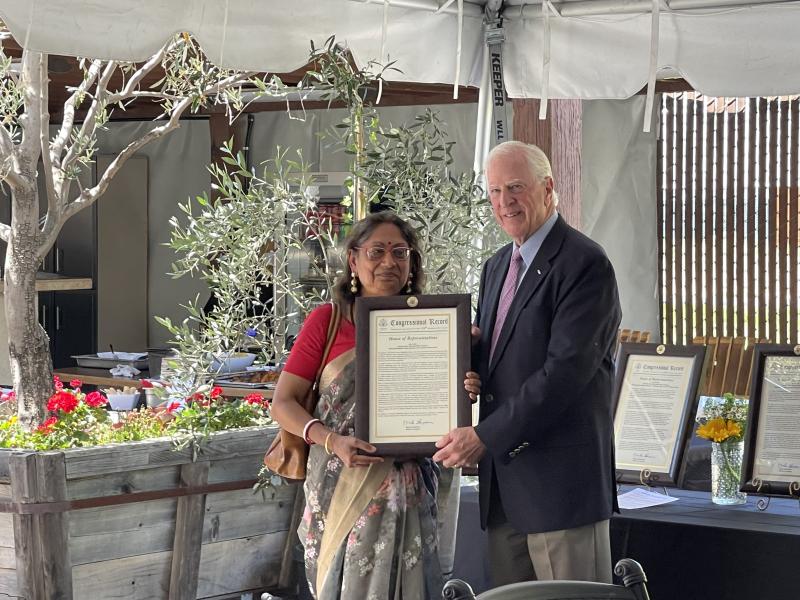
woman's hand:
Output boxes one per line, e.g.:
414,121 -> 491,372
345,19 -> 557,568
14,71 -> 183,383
328,433 -> 384,468
464,371 -> 481,403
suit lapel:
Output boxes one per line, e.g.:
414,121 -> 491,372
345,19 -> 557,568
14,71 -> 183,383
481,244 -> 512,368
488,216 -> 568,375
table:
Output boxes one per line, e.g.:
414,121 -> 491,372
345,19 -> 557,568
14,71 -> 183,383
453,484 -> 800,599
54,367 -> 274,399
612,486 -> 800,600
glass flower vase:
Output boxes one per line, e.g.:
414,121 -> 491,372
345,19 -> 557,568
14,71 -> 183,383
711,440 -> 747,505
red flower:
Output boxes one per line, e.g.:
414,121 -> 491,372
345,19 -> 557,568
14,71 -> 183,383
53,375 -> 64,391
69,379 -> 82,390
166,401 -> 182,414
84,391 -> 107,408
244,393 -> 265,406
140,380 -> 154,388
210,386 -> 223,399
0,391 -> 14,402
36,416 -> 58,434
190,392 -> 204,403
47,390 -> 79,414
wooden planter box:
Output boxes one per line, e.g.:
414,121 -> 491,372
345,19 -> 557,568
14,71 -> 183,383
0,426 -> 302,599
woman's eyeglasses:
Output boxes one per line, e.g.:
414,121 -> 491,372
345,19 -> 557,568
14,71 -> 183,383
355,246 -> 412,261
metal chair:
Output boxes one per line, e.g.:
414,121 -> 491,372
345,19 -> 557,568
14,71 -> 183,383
443,558 -> 651,600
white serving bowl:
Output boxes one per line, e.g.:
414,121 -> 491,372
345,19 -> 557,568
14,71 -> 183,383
210,352 -> 256,374
105,392 -> 140,411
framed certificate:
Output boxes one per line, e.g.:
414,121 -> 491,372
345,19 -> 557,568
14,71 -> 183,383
613,343 -> 706,486
741,344 -> 800,497
354,293 -> 472,456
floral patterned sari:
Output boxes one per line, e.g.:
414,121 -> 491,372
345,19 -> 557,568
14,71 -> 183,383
298,347 -> 443,600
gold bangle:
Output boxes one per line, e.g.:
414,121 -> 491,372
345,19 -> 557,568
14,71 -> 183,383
324,432 -> 334,455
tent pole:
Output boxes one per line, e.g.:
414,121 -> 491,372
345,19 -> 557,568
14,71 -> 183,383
349,0 -> 483,17
508,0 -> 796,19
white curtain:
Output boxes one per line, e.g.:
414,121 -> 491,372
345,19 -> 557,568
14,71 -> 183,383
581,96 -> 660,340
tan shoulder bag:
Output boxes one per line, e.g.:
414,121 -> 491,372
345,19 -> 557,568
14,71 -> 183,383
263,302 -> 342,480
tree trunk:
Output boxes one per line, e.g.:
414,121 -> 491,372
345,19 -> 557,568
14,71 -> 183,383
6,184 -> 52,429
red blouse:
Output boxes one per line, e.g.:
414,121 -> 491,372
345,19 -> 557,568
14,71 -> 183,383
283,303 -> 355,382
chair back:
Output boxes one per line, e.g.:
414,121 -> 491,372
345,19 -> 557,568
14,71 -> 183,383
443,559 -> 650,600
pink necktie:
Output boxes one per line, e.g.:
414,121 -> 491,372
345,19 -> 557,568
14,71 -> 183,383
490,247 -> 523,360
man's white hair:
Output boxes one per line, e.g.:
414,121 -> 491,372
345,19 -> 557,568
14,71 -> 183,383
485,141 -> 560,206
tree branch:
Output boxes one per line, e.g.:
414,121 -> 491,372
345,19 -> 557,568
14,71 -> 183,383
0,125 -> 24,188
51,59 -> 102,166
17,50 -> 43,171
0,121 -> 14,157
37,53 -> 59,234
106,42 -> 169,104
39,70 -> 254,257
59,60 -> 117,182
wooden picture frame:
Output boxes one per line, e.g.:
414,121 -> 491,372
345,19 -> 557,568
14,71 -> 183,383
741,344 -> 800,497
354,293 -> 472,456
612,342 -> 706,486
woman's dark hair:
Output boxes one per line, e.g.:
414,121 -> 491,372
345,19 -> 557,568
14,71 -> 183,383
333,211 -> 425,304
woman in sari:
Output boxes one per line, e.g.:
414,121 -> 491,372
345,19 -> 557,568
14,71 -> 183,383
271,211 -> 480,599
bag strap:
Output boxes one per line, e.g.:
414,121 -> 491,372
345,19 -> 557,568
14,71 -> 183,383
312,302 -> 341,390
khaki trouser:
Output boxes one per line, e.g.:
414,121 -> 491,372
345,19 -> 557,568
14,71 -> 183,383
487,518 -> 612,587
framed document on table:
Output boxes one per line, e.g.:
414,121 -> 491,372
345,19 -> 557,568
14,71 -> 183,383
354,293 -> 472,456
613,343 -> 706,486
742,344 -> 800,497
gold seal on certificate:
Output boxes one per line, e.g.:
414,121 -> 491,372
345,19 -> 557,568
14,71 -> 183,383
354,294 -> 472,456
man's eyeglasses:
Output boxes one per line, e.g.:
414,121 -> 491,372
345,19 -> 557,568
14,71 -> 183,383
355,246 -> 412,261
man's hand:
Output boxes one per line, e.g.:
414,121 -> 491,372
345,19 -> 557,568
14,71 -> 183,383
433,426 -> 486,468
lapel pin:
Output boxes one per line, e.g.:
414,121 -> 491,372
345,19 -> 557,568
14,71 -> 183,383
536,269 -> 542,275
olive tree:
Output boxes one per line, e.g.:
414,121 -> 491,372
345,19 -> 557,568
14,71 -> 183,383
0,29 -> 273,428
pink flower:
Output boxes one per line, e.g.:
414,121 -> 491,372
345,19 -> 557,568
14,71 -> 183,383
47,390 -> 79,413
36,416 -> 58,434
0,391 -> 14,402
84,391 -> 107,408
53,375 -> 63,391
69,379 -> 82,390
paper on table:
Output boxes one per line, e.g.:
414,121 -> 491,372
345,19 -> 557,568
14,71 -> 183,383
97,352 -> 148,360
618,487 -> 679,509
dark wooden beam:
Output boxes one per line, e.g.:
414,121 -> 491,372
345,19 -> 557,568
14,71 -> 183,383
637,78 -> 695,94
512,99 -> 582,229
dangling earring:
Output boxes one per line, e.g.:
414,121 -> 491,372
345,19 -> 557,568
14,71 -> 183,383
406,273 -> 413,293
350,271 -> 358,294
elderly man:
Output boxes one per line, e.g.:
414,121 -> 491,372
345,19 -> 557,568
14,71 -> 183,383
434,141 -> 621,585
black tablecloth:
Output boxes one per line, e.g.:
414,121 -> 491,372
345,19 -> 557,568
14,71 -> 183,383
454,484 -> 800,599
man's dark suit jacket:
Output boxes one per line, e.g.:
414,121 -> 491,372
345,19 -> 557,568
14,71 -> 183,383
473,215 -> 621,534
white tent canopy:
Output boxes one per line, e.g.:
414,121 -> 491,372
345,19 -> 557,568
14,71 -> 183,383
1,0 -> 797,340
2,0 -> 799,99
